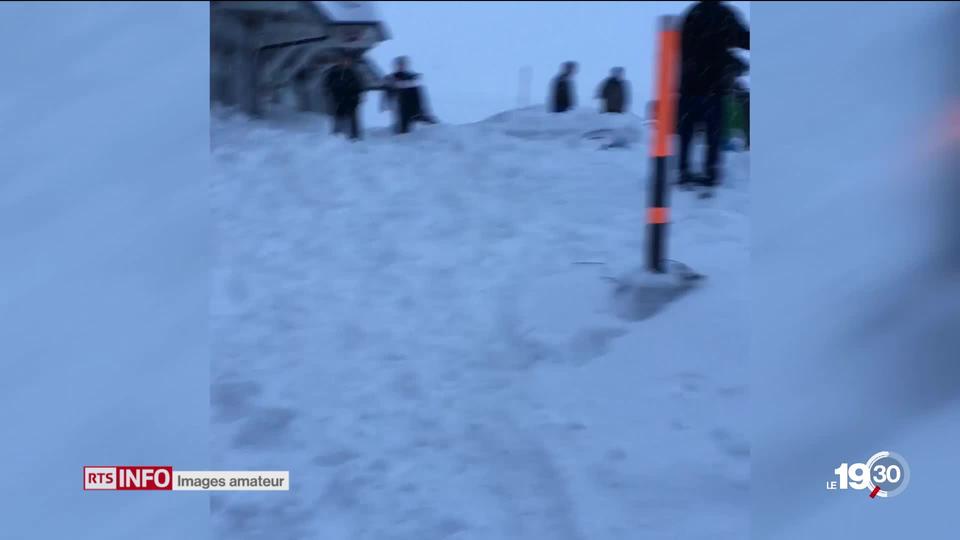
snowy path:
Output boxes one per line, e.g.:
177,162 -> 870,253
210,111 -> 749,539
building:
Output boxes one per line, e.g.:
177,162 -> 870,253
210,1 -> 390,117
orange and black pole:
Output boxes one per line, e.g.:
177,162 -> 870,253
647,16 -> 680,273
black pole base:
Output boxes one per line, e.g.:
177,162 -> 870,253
609,260 -> 705,321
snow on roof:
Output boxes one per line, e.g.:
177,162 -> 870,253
313,1 -> 381,23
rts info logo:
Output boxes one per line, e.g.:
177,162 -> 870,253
84,466 -> 173,490
826,451 -> 910,498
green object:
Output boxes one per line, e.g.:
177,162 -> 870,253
724,94 -> 746,142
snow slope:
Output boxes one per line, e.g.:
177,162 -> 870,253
0,2 -> 211,539
211,108 -> 749,539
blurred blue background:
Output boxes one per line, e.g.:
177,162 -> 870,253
752,2 -> 960,538
0,2 -> 211,538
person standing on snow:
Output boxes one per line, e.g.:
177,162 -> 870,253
381,56 -> 437,134
597,67 -> 630,114
324,54 -> 364,140
677,0 -> 750,188
549,61 -> 578,113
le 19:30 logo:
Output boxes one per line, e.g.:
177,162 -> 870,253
827,451 -> 910,498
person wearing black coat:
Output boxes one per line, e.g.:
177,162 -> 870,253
381,56 -> 437,134
597,67 -> 630,114
324,55 -> 364,140
549,61 -> 577,113
677,0 -> 750,188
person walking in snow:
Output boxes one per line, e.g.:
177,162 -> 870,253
381,56 -> 437,134
597,67 -> 630,114
549,61 -> 577,113
677,0 -> 750,188
324,54 -> 364,140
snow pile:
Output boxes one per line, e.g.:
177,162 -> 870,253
478,106 -> 646,147
211,107 -> 749,539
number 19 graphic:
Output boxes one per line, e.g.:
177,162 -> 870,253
827,451 -> 910,498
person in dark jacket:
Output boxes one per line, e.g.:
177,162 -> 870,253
677,0 -> 750,188
597,67 -> 629,114
324,54 -> 364,140
549,61 -> 577,113
381,56 -> 437,134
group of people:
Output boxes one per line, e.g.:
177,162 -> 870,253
323,54 -> 437,141
549,62 -> 631,115
548,0 -> 750,188
323,0 -> 748,191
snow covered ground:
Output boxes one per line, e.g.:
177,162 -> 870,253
210,108 -> 749,539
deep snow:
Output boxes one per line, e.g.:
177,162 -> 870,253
210,107 -> 749,539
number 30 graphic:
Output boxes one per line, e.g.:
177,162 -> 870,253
833,451 -> 910,498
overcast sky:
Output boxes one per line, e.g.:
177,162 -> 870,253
363,1 -> 750,127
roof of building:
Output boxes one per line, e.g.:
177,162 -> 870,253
313,1 -> 381,24
314,1 -> 390,40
